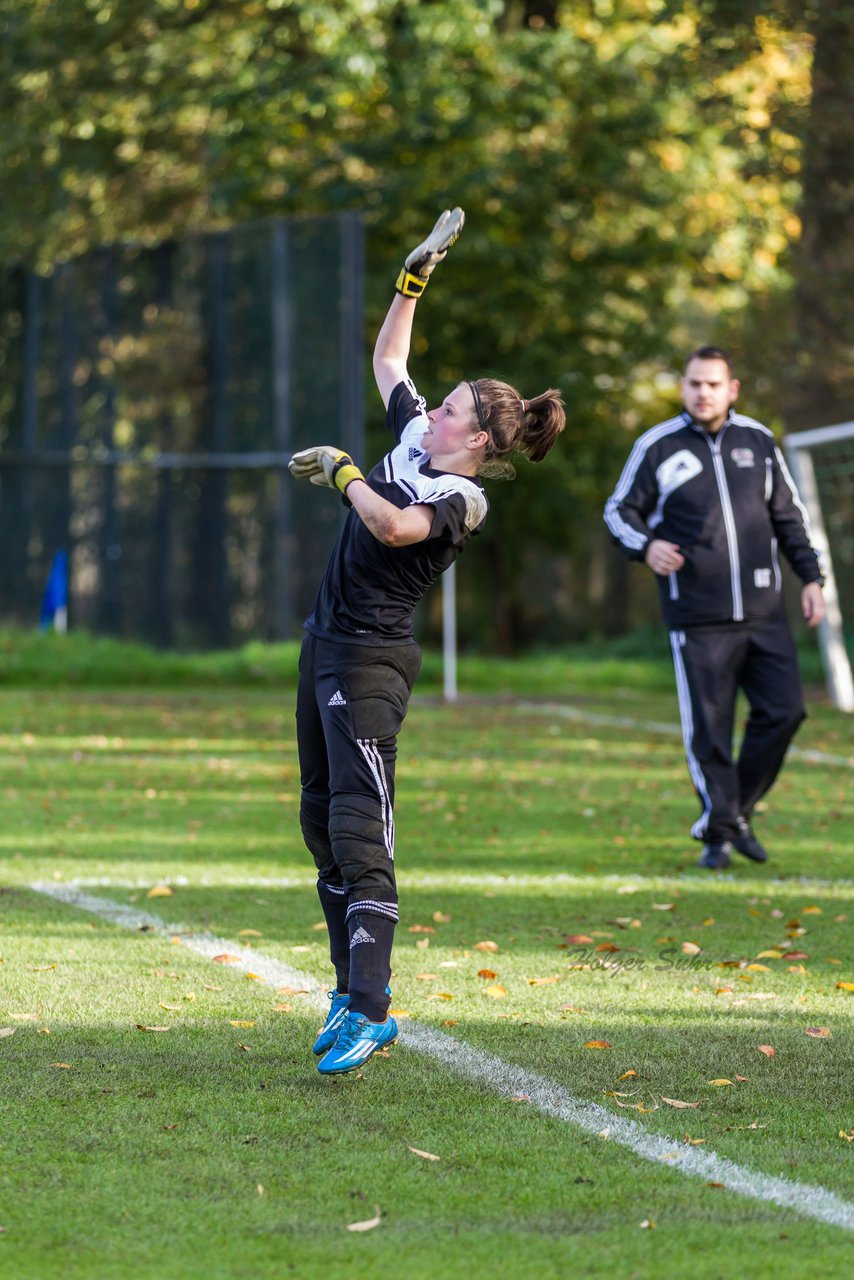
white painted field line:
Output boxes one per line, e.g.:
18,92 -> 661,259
56,870 -> 854,894
30,881 -> 854,1234
517,701 -> 854,769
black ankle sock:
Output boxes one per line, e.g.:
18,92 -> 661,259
346,893 -> 398,1022
316,879 -> 350,993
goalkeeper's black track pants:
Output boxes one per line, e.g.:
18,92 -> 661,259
295,633 -> 421,1021
668,618 -> 806,846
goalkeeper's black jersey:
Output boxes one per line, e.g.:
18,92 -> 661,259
304,378 -> 488,646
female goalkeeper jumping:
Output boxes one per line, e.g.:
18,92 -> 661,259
289,208 -> 565,1075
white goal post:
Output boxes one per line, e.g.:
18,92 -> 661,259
784,421 -> 854,712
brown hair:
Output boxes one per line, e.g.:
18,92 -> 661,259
685,346 -> 734,376
465,379 -> 566,479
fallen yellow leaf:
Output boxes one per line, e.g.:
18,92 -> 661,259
49,1062 -> 72,1068
147,885 -> 173,898
474,940 -> 499,953
432,911 -> 452,924
681,942 -> 702,955
388,1009 -> 410,1018
709,1079 -> 733,1086
229,1020 -> 256,1028
565,934 -> 594,944
584,1040 -> 613,1050
346,1207 -> 381,1233
212,954 -> 242,965
238,929 -> 262,937
836,982 -> 854,993
802,905 -> 822,914
757,1045 -> 776,1057
273,1002 -> 293,1012
805,1026 -> 831,1038
660,1096 -> 700,1108
136,1025 -> 171,1033
616,1070 -> 638,1081
839,1129 -> 854,1143
528,975 -> 561,985
0,1028 -> 15,1039
477,969 -> 497,980
416,973 -> 440,981
746,964 -> 770,972
407,1146 -> 440,1161
757,950 -> 783,959
483,985 -> 507,999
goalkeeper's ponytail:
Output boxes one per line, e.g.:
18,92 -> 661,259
466,380 -> 566,478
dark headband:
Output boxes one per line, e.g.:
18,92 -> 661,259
467,380 -> 486,431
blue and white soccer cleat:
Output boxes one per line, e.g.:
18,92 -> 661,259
312,990 -> 351,1056
316,1010 -> 398,1075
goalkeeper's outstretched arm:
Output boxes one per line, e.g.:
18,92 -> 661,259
288,445 -> 434,547
373,207 -> 465,410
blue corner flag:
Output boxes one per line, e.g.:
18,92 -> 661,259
40,550 -> 69,632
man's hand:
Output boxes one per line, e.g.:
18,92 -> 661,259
396,207 -> 465,298
288,446 -> 364,495
801,581 -> 825,628
645,539 -> 685,575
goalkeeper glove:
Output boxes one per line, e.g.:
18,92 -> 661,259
395,206 -> 465,298
288,446 -> 364,494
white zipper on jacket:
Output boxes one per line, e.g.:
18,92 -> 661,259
705,424 -> 743,621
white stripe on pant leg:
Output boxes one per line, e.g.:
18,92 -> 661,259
669,630 -> 713,840
27,881 -> 854,1234
356,737 -> 394,859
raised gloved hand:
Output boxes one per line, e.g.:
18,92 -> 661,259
395,207 -> 465,299
288,446 -> 365,494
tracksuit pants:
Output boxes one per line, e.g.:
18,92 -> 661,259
295,633 -> 421,1022
668,618 -> 806,845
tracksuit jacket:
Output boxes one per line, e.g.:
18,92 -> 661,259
603,409 -> 823,625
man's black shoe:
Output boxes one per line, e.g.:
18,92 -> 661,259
733,816 -> 769,863
697,841 -> 732,870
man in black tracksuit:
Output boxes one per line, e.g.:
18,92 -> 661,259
604,346 -> 825,869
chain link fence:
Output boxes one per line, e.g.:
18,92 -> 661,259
0,213 -> 364,647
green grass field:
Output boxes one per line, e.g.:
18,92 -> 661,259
1,632 -> 853,1279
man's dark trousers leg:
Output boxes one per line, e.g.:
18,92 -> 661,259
669,619 -> 804,845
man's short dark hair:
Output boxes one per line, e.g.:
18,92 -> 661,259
685,346 -> 734,376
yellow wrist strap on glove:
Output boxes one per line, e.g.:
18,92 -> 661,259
395,268 -> 428,298
329,451 -> 364,494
